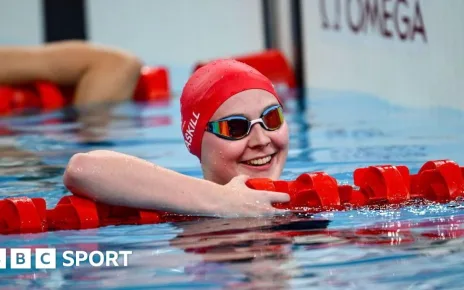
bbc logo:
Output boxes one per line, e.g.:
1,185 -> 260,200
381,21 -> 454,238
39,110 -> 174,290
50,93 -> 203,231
0,248 -> 56,269
0,248 -> 132,269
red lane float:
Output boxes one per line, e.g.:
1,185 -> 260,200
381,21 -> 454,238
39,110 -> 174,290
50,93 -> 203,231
0,66 -> 170,116
415,160 -> 464,202
0,197 -> 47,234
246,159 -> 464,211
354,165 -> 410,205
248,172 -> 341,210
133,66 -> 170,102
1,159 -> 464,235
193,49 -> 296,88
35,81 -> 67,110
0,86 -> 14,115
0,195 -> 197,235
47,196 -> 100,231
0,82 -> 66,115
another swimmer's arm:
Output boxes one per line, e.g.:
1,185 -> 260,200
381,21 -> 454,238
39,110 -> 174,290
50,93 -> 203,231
63,150 -> 290,217
0,40 -> 142,106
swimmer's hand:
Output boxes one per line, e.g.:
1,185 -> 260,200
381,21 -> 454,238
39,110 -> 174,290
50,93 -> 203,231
216,175 -> 290,218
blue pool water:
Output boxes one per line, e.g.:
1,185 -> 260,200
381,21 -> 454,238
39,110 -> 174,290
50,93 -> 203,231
1,88 -> 464,289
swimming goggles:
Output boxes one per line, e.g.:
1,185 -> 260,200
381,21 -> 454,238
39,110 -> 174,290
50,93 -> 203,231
205,104 -> 284,140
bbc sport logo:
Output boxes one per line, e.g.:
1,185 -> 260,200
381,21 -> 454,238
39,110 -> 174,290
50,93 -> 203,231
0,248 -> 132,269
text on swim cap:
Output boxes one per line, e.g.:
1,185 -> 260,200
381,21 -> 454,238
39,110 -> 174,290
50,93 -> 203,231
184,112 -> 200,150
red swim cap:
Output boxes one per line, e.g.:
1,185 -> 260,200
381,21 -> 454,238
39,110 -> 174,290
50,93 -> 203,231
180,59 -> 281,160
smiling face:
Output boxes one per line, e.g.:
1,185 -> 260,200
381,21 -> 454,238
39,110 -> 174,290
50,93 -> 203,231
200,89 -> 289,185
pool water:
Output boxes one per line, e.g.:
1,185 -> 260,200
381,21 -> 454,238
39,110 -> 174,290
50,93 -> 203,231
1,88 -> 464,289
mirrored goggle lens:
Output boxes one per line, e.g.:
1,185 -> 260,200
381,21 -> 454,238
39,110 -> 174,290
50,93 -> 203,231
212,118 -> 250,138
262,106 -> 284,130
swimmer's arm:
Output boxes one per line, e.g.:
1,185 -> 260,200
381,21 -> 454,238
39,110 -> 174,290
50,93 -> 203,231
63,150 -> 290,217
63,150 -> 231,216
0,40 -> 142,106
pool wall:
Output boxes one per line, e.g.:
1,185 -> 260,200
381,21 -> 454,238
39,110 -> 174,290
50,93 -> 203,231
301,0 -> 464,110
1,0 -> 463,109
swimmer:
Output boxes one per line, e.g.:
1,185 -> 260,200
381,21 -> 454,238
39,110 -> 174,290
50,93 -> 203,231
0,40 -> 142,107
63,59 -> 291,217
